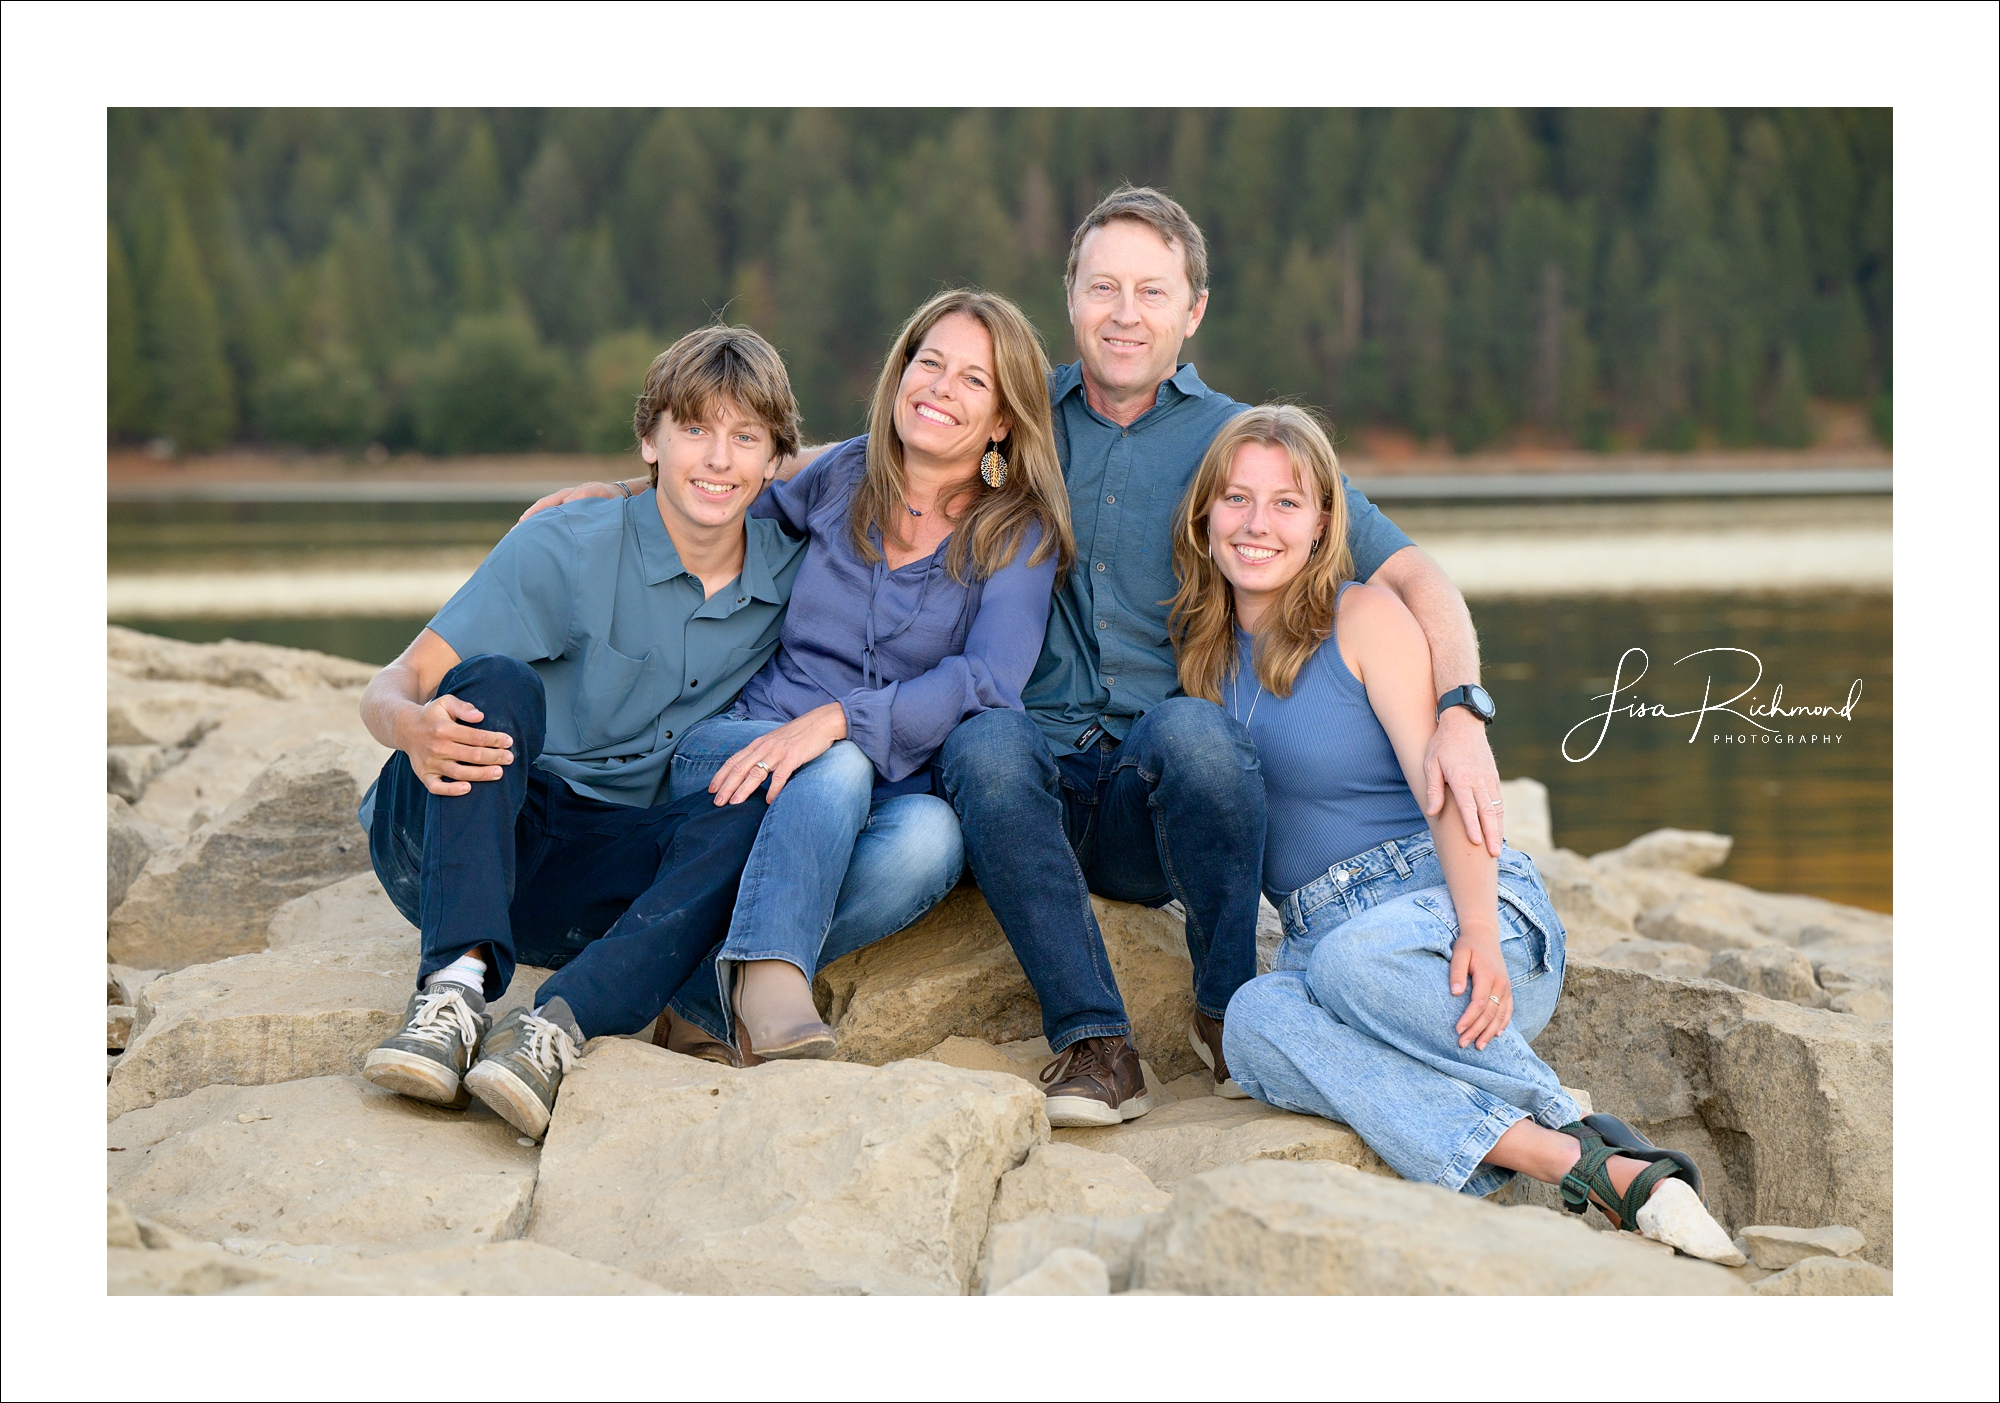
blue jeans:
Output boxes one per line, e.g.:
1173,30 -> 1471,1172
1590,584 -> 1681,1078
661,715 -> 966,1043
1222,829 -> 1583,1197
936,698 -> 1265,1054
367,655 -> 769,1041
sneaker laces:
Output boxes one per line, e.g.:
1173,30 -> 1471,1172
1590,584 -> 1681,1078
517,1011 -> 580,1076
1039,1037 -> 1109,1088
404,986 -> 481,1051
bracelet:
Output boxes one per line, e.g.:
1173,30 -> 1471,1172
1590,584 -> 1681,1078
614,480 -> 633,499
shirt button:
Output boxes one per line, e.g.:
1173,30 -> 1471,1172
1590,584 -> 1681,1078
736,597 -> 746,605
1104,676 -> 1117,687
688,680 -> 698,687
664,730 -> 673,740
1105,494 -> 1116,504
1094,562 -> 1106,572
1097,620 -> 1108,630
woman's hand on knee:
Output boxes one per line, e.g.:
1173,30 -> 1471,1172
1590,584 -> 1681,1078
709,703 -> 849,804
1449,931 -> 1512,1051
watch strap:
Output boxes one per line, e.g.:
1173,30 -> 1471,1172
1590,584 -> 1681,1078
1436,685 -> 1494,724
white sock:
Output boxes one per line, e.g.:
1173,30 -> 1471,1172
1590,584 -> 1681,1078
425,951 -> 487,995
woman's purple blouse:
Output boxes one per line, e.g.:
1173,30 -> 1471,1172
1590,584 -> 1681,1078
738,435 -> 1057,792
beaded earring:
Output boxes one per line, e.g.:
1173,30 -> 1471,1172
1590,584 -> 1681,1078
979,441 -> 1009,488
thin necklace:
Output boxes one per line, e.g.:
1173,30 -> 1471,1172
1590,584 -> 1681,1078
1230,670 -> 1265,728
905,502 -> 923,516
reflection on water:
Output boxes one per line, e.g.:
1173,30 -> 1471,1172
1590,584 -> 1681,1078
1476,592 -> 1890,912
110,499 -> 519,575
109,502 -> 1890,913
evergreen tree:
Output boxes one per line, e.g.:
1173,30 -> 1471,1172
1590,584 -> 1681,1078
580,328 -> 660,453
108,227 -> 146,438
410,313 -> 573,454
107,107 -> 1892,455
141,190 -> 235,449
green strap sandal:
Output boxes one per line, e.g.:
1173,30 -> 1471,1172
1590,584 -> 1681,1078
1555,1114 -> 1704,1229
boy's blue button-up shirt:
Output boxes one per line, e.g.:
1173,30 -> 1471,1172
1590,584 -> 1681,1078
424,489 -> 807,808
1024,360 -> 1414,753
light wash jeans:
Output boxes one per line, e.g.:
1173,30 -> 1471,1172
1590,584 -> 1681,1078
1221,828 -> 1582,1197
664,715 -> 965,1044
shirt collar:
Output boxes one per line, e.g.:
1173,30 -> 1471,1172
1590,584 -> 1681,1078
737,517 -> 787,604
1053,360 -> 1210,419
1165,361 -> 1210,400
634,491 -> 788,604
632,490 -> 692,587
1052,359 -> 1087,403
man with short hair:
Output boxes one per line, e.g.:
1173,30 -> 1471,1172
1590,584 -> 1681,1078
357,324 -> 807,1140
939,188 -> 1503,1126
527,187 -> 1505,1129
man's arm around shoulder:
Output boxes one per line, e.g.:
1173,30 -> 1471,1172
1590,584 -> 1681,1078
516,443 -> 835,522
1368,544 -> 1505,856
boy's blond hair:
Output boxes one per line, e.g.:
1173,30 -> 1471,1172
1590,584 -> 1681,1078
633,324 -> 801,485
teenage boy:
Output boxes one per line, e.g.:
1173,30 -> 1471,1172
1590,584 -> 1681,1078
525,189 -> 1503,1129
357,324 -> 807,1140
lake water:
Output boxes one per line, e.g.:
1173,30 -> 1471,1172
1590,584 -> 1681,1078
110,500 -> 1891,911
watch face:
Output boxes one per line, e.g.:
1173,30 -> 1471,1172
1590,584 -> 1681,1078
1468,685 -> 1495,718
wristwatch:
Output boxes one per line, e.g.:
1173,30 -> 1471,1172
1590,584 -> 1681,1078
1436,684 -> 1496,726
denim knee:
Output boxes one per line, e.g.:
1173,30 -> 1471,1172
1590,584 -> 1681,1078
1126,697 -> 1259,794
1220,973 -> 1303,1098
437,654 -> 545,740
1303,899 -> 1438,1010
937,707 -> 1053,809
881,794 -> 965,887
811,739 -> 876,795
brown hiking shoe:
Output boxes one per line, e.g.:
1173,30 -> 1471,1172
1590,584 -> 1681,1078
1188,1009 -> 1249,1099
651,1006 -> 749,1068
1038,1034 -> 1154,1128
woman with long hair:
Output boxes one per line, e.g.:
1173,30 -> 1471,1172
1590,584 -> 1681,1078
659,289 -> 1074,1062
1166,404 -> 1738,1258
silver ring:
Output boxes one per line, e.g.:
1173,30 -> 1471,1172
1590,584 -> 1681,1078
1486,800 -> 1504,809
753,760 -> 772,771
1488,994 -> 1502,1005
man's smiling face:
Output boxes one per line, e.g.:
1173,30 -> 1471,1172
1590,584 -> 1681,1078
1066,217 -> 1209,405
640,398 -> 778,535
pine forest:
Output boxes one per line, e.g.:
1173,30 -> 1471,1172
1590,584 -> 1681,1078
108,108 -> 1892,457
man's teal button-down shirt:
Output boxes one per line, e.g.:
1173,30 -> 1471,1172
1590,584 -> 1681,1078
426,489 -> 807,808
1024,360 -> 1414,754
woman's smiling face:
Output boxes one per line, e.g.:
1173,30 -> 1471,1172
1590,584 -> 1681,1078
1206,441 -> 1328,611
892,312 -> 1011,468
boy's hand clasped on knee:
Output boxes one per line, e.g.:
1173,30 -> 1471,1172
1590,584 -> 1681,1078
397,694 -> 515,796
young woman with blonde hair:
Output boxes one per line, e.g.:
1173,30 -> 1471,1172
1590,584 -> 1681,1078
1168,405 -> 1738,1257
657,289 -> 1075,1063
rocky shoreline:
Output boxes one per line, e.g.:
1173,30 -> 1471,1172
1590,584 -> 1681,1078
105,627 -> 1891,1295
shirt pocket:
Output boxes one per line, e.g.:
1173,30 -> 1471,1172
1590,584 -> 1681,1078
575,638 -> 665,750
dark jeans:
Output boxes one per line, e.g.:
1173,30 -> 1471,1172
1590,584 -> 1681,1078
936,697 -> 1265,1054
368,654 -> 768,1040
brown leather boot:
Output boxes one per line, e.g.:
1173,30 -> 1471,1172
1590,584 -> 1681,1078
1038,1034 -> 1154,1128
1188,1009 -> 1249,1098
651,1006 -> 745,1068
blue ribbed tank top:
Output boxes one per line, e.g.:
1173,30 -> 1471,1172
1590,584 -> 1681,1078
1229,582 -> 1428,896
